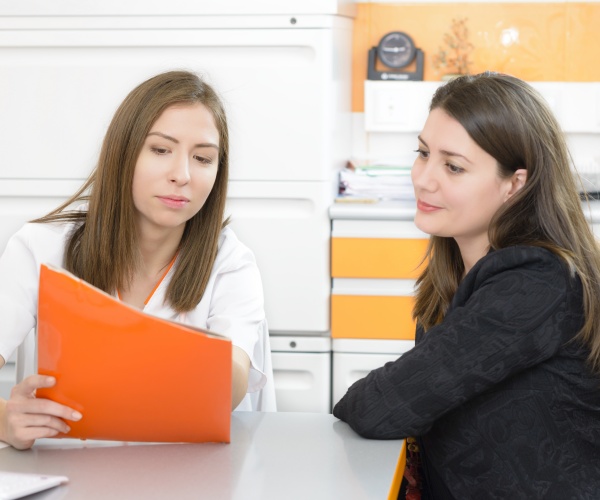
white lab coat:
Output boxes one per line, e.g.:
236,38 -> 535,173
0,217 -> 276,412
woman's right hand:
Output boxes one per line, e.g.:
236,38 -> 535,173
0,374 -> 82,450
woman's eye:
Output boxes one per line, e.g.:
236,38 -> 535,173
414,148 -> 429,159
193,155 -> 213,165
447,163 -> 464,174
151,147 -> 169,155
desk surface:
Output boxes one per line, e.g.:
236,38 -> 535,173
0,412 -> 404,500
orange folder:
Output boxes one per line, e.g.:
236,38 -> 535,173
36,263 -> 232,443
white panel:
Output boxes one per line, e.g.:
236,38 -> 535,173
333,338 -> 415,354
332,351 -> 404,407
364,81 -> 442,132
270,335 -> 331,352
332,278 -> 416,296
329,199 -> 417,221
0,24 -> 352,183
0,0 -> 357,17
226,181 -> 334,333
332,218 -> 425,238
529,82 -> 563,117
272,351 -> 331,412
530,82 -> 600,134
365,81 -> 600,135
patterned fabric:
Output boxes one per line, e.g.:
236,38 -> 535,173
403,437 -> 423,500
334,245 -> 600,499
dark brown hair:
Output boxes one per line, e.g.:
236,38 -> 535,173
34,70 -> 230,312
413,72 -> 600,371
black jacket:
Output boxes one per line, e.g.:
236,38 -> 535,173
333,246 -> 600,499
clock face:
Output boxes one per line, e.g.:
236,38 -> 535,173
377,32 -> 416,69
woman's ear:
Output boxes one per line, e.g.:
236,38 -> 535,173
505,168 -> 527,200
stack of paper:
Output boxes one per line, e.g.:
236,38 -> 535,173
338,158 -> 416,201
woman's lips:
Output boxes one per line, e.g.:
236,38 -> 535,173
157,196 -> 189,209
416,199 -> 442,212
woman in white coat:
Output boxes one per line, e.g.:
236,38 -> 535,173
0,70 -> 275,450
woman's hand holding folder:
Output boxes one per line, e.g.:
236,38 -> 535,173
0,375 -> 82,450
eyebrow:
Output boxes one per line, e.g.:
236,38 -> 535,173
418,135 -> 472,164
147,131 -> 219,150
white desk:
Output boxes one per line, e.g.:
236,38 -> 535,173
0,412 -> 405,500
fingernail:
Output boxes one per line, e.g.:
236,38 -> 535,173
72,411 -> 82,421
46,376 -> 56,385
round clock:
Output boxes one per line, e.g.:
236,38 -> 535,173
377,32 -> 416,69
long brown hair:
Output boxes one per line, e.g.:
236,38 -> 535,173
413,72 -> 600,371
33,70 -> 230,312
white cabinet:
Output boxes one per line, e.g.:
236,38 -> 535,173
0,8 -> 353,339
271,336 -> 331,412
332,339 -> 414,408
0,3 -> 355,413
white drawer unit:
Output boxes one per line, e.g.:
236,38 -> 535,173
270,336 -> 331,413
332,338 -> 414,408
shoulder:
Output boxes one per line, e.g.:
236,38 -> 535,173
3,212 -> 85,269
478,245 -> 565,273
214,225 -> 258,270
10,203 -> 87,248
469,245 -> 571,289
453,245 -> 579,319
10,220 -> 76,250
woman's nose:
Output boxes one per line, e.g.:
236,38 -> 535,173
169,155 -> 191,185
411,160 -> 437,192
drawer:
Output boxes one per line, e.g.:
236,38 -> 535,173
271,351 -> 331,413
332,350 -> 412,407
331,294 -> 416,340
270,336 -> 331,413
331,237 -> 428,278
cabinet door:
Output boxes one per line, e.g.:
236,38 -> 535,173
272,352 -> 331,413
0,20 -> 352,182
227,181 -> 333,333
333,350 -> 412,407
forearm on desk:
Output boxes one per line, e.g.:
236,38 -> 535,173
231,346 -> 250,410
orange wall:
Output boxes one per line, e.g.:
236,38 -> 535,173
352,2 -> 600,112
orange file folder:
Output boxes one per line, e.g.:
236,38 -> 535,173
36,263 -> 232,443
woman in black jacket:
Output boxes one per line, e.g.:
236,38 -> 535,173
333,72 -> 600,499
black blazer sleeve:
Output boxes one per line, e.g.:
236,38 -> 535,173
333,247 -> 578,439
